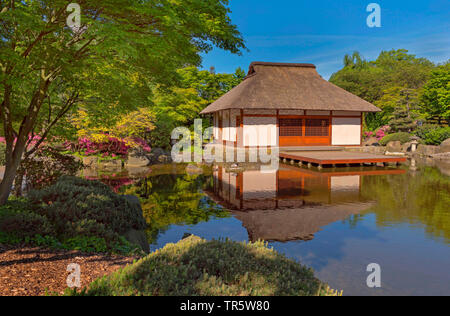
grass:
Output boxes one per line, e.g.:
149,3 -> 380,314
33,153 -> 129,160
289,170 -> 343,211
66,235 -> 342,296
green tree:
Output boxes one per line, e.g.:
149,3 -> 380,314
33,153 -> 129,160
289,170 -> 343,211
330,49 -> 435,130
420,63 -> 450,123
150,66 -> 245,149
0,0 -> 246,204
375,87 -> 420,132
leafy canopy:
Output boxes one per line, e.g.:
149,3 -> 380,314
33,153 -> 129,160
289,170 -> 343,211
330,49 -> 436,130
0,0 -> 246,203
420,63 -> 450,121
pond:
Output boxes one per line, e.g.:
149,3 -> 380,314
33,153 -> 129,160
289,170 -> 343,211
84,161 -> 450,296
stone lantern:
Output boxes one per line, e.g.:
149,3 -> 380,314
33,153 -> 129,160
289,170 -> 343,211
410,136 -> 420,152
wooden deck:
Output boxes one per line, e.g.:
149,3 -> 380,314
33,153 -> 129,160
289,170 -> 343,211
279,150 -> 407,168
279,146 -> 343,152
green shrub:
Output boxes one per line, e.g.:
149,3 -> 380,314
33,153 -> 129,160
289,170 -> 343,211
0,199 -> 55,245
0,178 -> 147,255
414,124 -> 438,140
379,132 -> 412,146
69,236 -> 341,296
0,142 -> 6,165
0,209 -> 53,238
417,126 -> 450,145
28,176 -> 147,250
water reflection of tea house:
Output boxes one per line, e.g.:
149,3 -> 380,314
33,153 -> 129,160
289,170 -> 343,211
206,165 -> 405,242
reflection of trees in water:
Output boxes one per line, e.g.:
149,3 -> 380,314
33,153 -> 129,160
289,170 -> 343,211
120,174 -> 229,245
360,167 -> 450,243
342,214 -> 367,229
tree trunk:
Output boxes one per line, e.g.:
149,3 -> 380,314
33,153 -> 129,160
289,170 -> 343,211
0,142 -> 26,204
0,82 -> 48,204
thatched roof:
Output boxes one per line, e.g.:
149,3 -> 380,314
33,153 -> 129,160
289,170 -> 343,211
200,62 -> 381,114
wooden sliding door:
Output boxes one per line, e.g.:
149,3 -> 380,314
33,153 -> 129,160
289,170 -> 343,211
279,116 -> 331,146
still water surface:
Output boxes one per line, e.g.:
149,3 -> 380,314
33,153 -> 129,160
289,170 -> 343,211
88,163 -> 450,296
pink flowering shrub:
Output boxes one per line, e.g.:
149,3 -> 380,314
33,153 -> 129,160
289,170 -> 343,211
66,135 -> 151,159
0,135 -> 44,148
375,125 -> 390,140
363,131 -> 374,140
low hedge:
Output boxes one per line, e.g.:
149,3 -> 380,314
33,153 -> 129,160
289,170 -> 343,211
379,132 -> 412,146
67,235 -> 341,296
0,177 -> 148,254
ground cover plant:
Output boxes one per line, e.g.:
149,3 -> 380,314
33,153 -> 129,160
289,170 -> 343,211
67,235 -> 341,296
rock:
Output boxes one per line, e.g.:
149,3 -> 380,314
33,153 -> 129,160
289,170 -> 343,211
81,167 -> 98,178
123,229 -> 149,254
146,148 -> 172,165
363,137 -> 379,146
186,164 -> 203,175
157,154 -> 171,163
385,151 -> 406,156
401,142 -> 412,153
431,152 -> 450,160
386,141 -> 402,153
98,159 -> 122,171
123,194 -> 141,206
126,166 -> 150,177
182,233 -> 194,240
415,144 -> 440,157
126,155 -> 149,168
122,195 -> 149,253
82,156 -> 98,168
361,146 -> 385,155
439,138 -> 450,153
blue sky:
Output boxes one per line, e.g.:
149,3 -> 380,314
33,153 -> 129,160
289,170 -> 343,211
201,0 -> 450,79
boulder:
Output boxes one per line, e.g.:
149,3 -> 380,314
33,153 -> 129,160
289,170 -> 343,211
126,155 -> 149,168
385,151 -> 406,156
82,156 -> 98,168
186,164 -> 203,175
431,152 -> 450,160
126,166 -> 150,177
146,148 -> 172,165
439,138 -> 450,153
361,146 -> 385,155
98,159 -> 122,171
123,229 -> 149,254
122,195 -> 149,253
157,154 -> 171,163
401,142 -> 412,153
363,137 -> 379,147
386,141 -> 402,153
415,144 -> 440,157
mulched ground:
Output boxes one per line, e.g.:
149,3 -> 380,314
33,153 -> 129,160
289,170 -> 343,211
0,244 -> 137,296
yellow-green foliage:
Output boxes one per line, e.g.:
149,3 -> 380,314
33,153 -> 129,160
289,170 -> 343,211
72,108 -> 155,147
69,236 -> 340,296
115,108 -> 156,139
